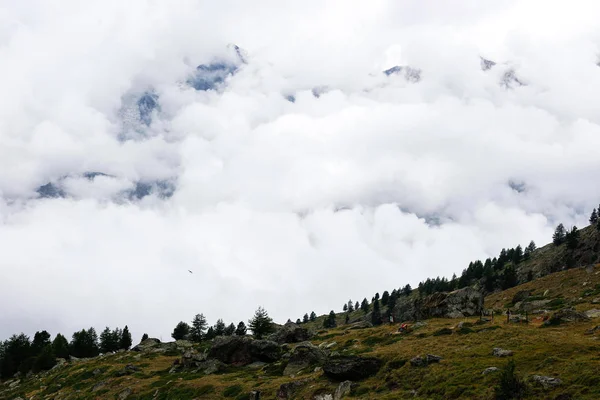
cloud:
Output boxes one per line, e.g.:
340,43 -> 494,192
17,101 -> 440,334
1,0 -> 600,341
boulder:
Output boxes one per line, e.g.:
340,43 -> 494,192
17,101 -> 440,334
118,388 -> 133,400
493,348 -> 513,357
180,349 -> 208,368
393,287 -> 483,321
584,309 -> 600,318
208,336 -> 281,366
347,321 -> 372,330
270,322 -> 312,344
284,342 -> 327,376
531,375 -> 562,389
410,355 -> 442,367
334,380 -> 352,400
426,354 -> 442,364
92,382 -> 107,392
115,364 -> 140,376
132,338 -> 161,352
544,308 -> 590,326
482,367 -> 500,375
323,356 -> 382,381
277,380 -> 308,399
249,391 -> 261,400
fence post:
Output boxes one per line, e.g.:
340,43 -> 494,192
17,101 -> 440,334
506,309 -> 510,324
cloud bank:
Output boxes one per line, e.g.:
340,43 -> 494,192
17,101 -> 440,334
2,0 -> 600,341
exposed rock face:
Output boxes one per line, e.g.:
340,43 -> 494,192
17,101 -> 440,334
277,380 -> 308,399
208,336 -> 281,366
493,348 -> 514,357
531,375 -> 562,389
284,342 -> 327,376
132,338 -> 162,352
323,356 -> 382,381
334,381 -> 353,400
584,309 -> 600,318
544,308 -> 590,326
392,287 -> 483,321
270,322 -> 312,344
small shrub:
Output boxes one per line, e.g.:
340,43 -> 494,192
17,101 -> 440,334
494,360 -> 526,400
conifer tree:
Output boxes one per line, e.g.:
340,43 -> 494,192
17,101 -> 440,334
347,300 -> 354,312
371,300 -> 382,326
360,298 -> 370,313
32,344 -> 56,372
141,333 -> 149,342
190,314 -> 207,342
523,240 -> 536,259
381,291 -> 390,306
512,245 -> 523,264
323,311 -> 337,329
355,301 -> 360,311
235,321 -> 247,336
303,313 -> 309,324
205,327 -> 216,340
310,311 -> 317,322
100,327 -> 117,353
402,284 -> 412,296
343,303 -> 348,312
566,226 -> 580,250
590,208 -> 598,224
171,322 -> 190,341
120,326 -> 132,350
248,306 -> 275,339
374,292 -> 380,302
295,318 -> 302,325
52,333 -> 70,360
214,319 -> 226,336
224,323 -> 236,336
553,223 -> 566,245
70,328 -> 99,358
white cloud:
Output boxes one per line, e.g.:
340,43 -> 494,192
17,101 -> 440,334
1,0 -> 600,341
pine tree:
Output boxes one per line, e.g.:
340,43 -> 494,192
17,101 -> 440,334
402,284 -> 412,296
31,331 -> 51,356
120,326 -> 132,350
295,318 -> 302,325
343,303 -> 348,312
205,327 -> 216,340
100,327 -> 118,353
190,314 -> 208,342
388,291 -> 398,311
513,245 -> 523,264
566,226 -> 580,250
214,319 -> 226,336
235,321 -> 247,336
248,306 -> 275,339
502,266 -> 518,290
553,223 -> 566,246
323,311 -> 337,329
32,344 -> 55,372
70,328 -> 99,358
381,291 -> 390,306
347,300 -> 354,312
224,323 -> 236,336
371,300 -> 382,326
171,322 -> 190,341
52,334 -> 70,360
524,240 -> 536,259
310,311 -> 317,322
355,301 -> 360,311
303,314 -> 309,324
374,292 -> 380,302
1,334 -> 31,378
360,298 -> 370,313
590,208 -> 598,224
141,333 -> 149,342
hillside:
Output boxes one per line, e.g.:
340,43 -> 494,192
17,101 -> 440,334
2,264 -> 600,400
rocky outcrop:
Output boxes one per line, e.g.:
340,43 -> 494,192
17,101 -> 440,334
544,308 -> 590,326
208,336 -> 281,366
323,356 -> 382,381
270,322 -> 312,344
531,375 -> 562,389
410,354 -> 442,367
392,287 -> 483,321
482,367 -> 499,375
284,342 -> 327,376
493,348 -> 514,357
334,381 -> 353,400
277,380 -> 308,399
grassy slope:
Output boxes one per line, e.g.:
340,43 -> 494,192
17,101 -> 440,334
3,267 -> 600,400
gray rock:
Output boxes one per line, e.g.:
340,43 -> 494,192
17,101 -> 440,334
92,381 -> 107,392
249,391 -> 261,400
197,359 -> 226,374
493,348 -> 514,357
592,298 -> 600,304
532,375 -> 562,389
8,380 -> 20,389
314,395 -> 333,400
585,325 -> 600,335
277,380 -> 308,399
284,342 -> 327,376
247,361 -> 267,370
544,308 -> 590,326
512,290 -> 531,304
132,338 -> 161,352
393,287 -> 483,321
208,336 -> 281,366
334,380 -> 352,400
323,356 -> 382,381
482,367 -> 500,375
410,356 -> 426,367
270,322 -> 312,344
92,368 -> 101,376
426,354 -> 442,364
584,309 -> 600,318
118,388 -> 132,400
347,321 -> 372,330
115,364 -> 139,376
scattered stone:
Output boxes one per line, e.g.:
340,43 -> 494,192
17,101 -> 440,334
584,309 -> 600,318
197,359 -> 226,374
532,375 -> 562,389
277,380 -> 308,399
314,366 -> 323,373
115,364 -> 140,376
314,395 -> 333,400
426,354 -> 442,364
270,322 -> 313,344
493,348 -> 514,357
92,368 -> 101,376
249,391 -> 261,400
118,388 -> 133,400
8,380 -> 20,389
348,321 -> 372,330
334,380 -> 352,400
482,367 -> 500,375
92,381 -> 107,392
323,356 -> 382,381
410,356 -> 426,367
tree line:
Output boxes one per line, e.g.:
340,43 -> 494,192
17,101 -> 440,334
0,326 -> 131,379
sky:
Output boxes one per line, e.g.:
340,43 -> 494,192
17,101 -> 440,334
2,0 -> 600,342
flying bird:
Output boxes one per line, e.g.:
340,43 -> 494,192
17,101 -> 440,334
188,270 -> 193,274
